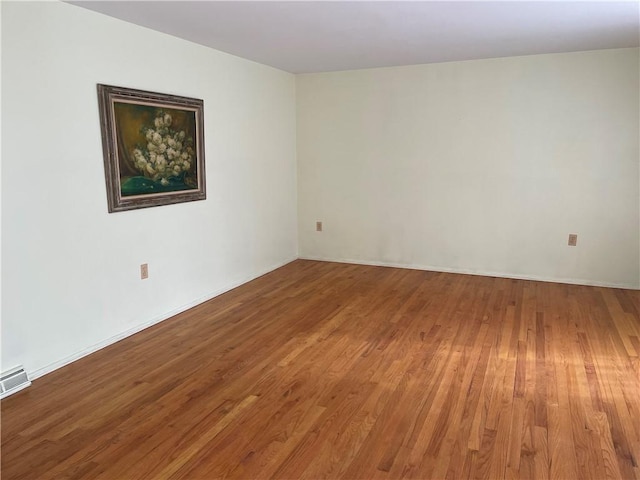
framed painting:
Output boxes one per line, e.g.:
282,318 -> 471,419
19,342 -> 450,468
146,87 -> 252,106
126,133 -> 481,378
97,84 -> 206,212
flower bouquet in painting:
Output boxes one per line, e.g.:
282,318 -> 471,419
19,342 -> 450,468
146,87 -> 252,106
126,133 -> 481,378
118,107 -> 198,195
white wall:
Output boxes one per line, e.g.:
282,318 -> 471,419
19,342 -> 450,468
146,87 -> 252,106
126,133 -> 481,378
1,2 -> 297,376
297,48 -> 640,289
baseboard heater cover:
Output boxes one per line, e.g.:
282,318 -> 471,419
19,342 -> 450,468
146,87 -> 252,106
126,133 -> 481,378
0,366 -> 31,399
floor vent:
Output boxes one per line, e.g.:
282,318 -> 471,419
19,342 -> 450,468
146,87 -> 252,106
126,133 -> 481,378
0,366 -> 31,399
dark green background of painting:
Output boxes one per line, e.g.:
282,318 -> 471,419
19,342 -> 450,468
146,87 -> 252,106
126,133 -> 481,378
113,102 -> 198,196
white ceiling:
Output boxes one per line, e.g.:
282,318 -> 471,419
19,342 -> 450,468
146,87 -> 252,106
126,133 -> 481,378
71,1 -> 639,74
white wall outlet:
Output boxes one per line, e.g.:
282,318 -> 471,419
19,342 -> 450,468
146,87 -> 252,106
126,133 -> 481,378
568,234 -> 577,247
316,221 -> 323,232
140,263 -> 149,279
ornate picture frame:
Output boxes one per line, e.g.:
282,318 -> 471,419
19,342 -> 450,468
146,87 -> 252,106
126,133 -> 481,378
97,84 -> 206,212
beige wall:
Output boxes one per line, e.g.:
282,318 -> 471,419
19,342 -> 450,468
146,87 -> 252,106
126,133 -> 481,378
1,1 -> 298,376
297,48 -> 639,288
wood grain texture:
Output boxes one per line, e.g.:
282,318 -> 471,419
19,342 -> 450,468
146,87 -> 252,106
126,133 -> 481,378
2,260 -> 639,479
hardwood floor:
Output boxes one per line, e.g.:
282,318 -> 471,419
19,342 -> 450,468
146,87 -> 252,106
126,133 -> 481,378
2,260 -> 639,479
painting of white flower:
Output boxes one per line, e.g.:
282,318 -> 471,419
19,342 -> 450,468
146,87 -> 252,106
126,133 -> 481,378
113,103 -> 199,196
98,84 -> 206,212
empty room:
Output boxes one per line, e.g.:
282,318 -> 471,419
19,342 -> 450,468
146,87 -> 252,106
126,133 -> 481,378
2,1 -> 639,479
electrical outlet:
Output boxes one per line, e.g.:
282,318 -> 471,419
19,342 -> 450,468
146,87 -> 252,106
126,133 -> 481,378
568,234 -> 577,247
140,263 -> 149,279
316,221 -> 323,232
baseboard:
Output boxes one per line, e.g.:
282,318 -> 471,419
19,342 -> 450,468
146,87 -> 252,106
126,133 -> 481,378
30,256 -> 298,381
25,253 -> 637,381
298,255 -> 640,290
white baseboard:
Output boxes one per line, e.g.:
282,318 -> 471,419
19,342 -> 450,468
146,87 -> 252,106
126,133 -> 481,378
298,255 -> 640,290
29,256 -> 298,381
25,253 -> 637,382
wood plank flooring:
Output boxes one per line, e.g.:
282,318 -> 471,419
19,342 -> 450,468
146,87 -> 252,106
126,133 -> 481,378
2,260 -> 639,479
